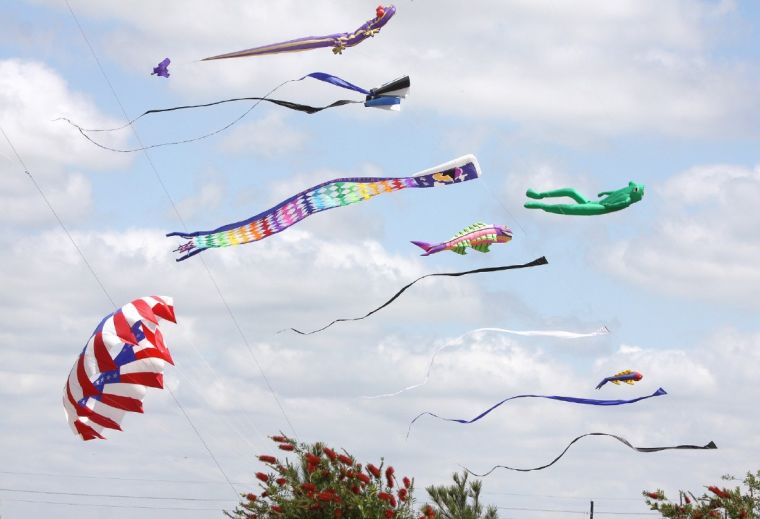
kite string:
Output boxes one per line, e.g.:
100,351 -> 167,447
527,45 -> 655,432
63,0 -> 297,440
1,119 -> 240,498
0,125 -> 115,309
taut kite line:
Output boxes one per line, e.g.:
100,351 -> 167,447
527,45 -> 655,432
406,388 -> 667,438
464,433 -> 717,474
168,154 -> 480,261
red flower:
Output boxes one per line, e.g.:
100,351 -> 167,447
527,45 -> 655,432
258,455 -> 277,464
356,473 -> 370,485
278,444 -> 295,451
389,495 -> 397,507
307,463 -> 317,474
335,510 -> 343,518
378,492 -> 393,502
384,510 -> 395,518
261,491 -> 269,498
246,493 -> 256,501
403,477 -> 411,489
367,464 -> 381,478
255,472 -> 269,482
337,454 -> 353,466
644,491 -> 663,500
398,488 -> 408,501
271,435 -> 288,442
301,482 -> 317,492
351,485 -> 361,495
275,477 -> 287,486
305,453 -> 321,465
324,447 -> 338,461
423,504 -> 436,518
271,505 -> 282,513
318,491 -> 336,501
707,486 -> 730,499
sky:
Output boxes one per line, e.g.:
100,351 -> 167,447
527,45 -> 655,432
1,0 -> 759,517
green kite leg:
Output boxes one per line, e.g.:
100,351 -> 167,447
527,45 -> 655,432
526,187 -> 591,204
523,202 -> 608,215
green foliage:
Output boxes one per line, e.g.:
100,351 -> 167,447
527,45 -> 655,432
224,434 -> 431,519
643,470 -> 760,518
425,470 -> 498,519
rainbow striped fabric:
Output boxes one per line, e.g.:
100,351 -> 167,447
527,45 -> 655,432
63,296 -> 176,441
168,154 -> 482,261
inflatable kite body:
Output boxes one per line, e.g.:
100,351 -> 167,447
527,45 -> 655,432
524,181 -> 644,215
202,5 -> 396,60
596,369 -> 643,389
411,222 -> 512,256
63,296 -> 176,441
151,58 -> 170,78
168,154 -> 481,261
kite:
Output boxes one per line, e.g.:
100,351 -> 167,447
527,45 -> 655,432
57,73 -> 409,153
407,388 -> 666,438
151,58 -> 170,78
596,369 -> 643,389
63,296 -> 176,441
168,154 -> 480,261
411,222 -> 512,256
283,257 -> 549,335
524,181 -> 645,215
464,433 -> 717,475
364,326 -> 610,399
202,5 -> 396,60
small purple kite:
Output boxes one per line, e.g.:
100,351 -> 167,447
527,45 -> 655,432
151,58 -> 170,78
202,5 -> 396,60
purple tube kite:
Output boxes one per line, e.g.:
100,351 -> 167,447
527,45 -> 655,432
202,5 -> 396,60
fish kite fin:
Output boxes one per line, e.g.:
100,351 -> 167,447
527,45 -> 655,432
453,222 -> 488,238
472,243 -> 491,253
610,380 -> 621,385
624,380 -> 636,385
410,241 -> 434,256
452,246 -> 467,255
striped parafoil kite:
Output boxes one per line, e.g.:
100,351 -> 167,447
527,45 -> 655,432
63,296 -> 176,441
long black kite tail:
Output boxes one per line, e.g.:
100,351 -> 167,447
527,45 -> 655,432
282,256 -> 549,335
463,433 -> 717,475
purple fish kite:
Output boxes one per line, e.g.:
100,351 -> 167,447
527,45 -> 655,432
151,58 -> 170,78
202,5 -> 396,60
411,222 -> 513,256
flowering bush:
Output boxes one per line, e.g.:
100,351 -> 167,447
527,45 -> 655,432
643,471 -> 760,518
225,434 -> 434,519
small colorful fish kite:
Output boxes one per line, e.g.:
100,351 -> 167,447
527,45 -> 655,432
407,388 -> 666,438
595,369 -> 643,389
168,154 -> 479,261
151,58 -> 170,78
524,181 -> 644,215
364,327 -> 610,399
464,433 -> 717,475
202,5 -> 396,60
63,296 -> 176,441
283,257 -> 549,335
411,222 -> 512,256
57,73 -> 409,153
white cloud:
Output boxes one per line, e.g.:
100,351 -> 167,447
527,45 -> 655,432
602,163 -> 760,307
0,59 -> 131,227
217,111 -> 309,157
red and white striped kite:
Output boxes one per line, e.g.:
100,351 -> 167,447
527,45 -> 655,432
63,296 -> 176,441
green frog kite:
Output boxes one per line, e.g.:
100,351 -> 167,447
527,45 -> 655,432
524,181 -> 644,215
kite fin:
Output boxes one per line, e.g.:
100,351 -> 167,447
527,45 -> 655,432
472,244 -> 491,253
610,380 -> 621,385
452,246 -> 467,255
624,380 -> 635,385
411,241 -> 435,256
526,188 -> 544,199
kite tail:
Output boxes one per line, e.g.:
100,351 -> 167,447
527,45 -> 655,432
410,241 -> 434,256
